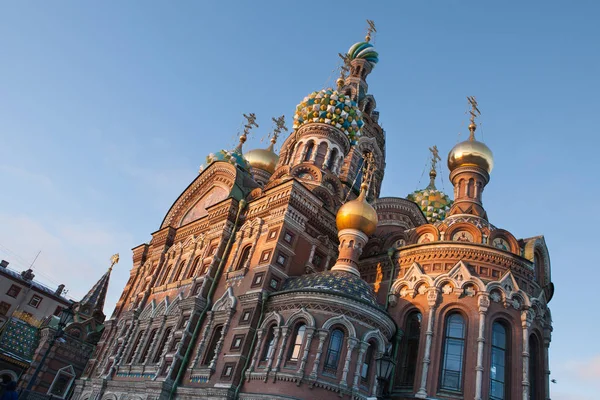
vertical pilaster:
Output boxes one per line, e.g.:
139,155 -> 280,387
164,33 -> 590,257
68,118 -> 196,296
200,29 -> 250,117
475,294 -> 490,400
340,337 -> 357,388
544,327 -> 552,400
297,327 -> 315,378
352,341 -> 368,391
310,330 -> 329,380
521,309 -> 533,400
416,288 -> 439,399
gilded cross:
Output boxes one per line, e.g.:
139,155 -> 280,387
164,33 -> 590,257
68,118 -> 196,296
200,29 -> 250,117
269,115 -> 288,146
467,96 -> 481,140
429,145 -> 441,171
366,20 -> 377,42
243,113 -> 259,136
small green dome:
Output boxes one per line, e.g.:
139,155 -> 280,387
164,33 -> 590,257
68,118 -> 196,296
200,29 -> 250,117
293,88 -> 364,142
407,171 -> 453,223
201,148 -> 250,172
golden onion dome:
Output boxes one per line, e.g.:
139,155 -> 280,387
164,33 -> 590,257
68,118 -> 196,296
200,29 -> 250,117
336,185 -> 378,236
245,147 -> 279,174
447,139 -> 494,174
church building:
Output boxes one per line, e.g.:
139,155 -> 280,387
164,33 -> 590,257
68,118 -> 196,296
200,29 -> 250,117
71,24 -> 554,400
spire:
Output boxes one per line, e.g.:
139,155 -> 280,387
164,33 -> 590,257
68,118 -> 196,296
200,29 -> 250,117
80,254 -> 118,317
427,145 -> 441,189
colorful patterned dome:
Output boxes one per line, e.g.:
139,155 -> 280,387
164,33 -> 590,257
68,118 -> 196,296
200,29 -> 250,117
347,41 -> 379,66
293,88 -> 364,142
407,170 -> 453,223
282,271 -> 378,306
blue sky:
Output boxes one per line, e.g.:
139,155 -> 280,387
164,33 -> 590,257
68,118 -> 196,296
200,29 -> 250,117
0,1 -> 598,398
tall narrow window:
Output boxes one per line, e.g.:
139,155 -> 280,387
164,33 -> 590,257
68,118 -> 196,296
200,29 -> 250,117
323,329 -> 344,375
160,264 -> 173,286
490,322 -> 508,399
126,330 -> 145,364
236,246 -> 252,271
304,142 -> 314,162
360,341 -> 375,384
152,327 -> 173,364
327,148 -> 338,170
397,311 -> 422,389
139,328 -> 158,364
187,257 -> 201,279
176,259 -> 187,280
287,323 -> 306,362
261,325 -> 276,361
440,313 -> 466,392
203,325 -> 224,366
529,335 -> 540,400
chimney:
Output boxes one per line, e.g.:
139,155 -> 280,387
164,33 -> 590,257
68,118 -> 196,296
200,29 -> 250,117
55,284 -> 65,296
0,260 -> 8,268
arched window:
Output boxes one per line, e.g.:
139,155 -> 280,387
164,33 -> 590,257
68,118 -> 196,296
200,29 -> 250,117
323,329 -> 344,375
261,325 -> 277,361
202,325 -> 223,366
490,321 -> 509,399
529,334 -> 541,400
397,310 -> 422,389
126,330 -> 145,364
187,257 -> 201,279
360,340 -> 375,384
287,323 -> 306,362
440,313 -> 466,392
152,326 -> 173,364
236,246 -> 252,271
160,264 -> 173,286
173,259 -> 186,282
139,328 -> 158,364
327,148 -> 338,170
304,142 -> 314,162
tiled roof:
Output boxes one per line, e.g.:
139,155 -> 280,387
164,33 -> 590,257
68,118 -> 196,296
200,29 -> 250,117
0,317 -> 39,363
281,271 -> 379,306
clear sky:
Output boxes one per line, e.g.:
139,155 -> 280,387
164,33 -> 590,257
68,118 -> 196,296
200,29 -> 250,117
0,1 -> 597,398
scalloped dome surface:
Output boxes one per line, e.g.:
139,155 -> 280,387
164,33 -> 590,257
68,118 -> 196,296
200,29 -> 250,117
347,41 -> 379,65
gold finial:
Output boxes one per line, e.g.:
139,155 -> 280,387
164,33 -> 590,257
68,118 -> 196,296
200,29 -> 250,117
359,152 -> 377,200
337,52 -> 351,90
267,115 -> 288,151
109,253 -> 119,272
365,19 -> 377,43
428,145 -> 441,188
467,96 -> 481,141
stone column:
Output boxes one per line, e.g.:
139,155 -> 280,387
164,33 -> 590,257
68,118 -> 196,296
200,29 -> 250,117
310,143 -> 318,162
191,317 -> 213,368
415,288 -> 439,399
247,329 -> 264,375
521,309 -> 533,400
544,326 -> 552,400
309,330 -> 329,380
265,328 -> 281,373
475,294 -> 490,400
297,327 -> 315,378
352,341 -> 368,391
323,147 -> 333,169
340,337 -> 358,388
272,326 -> 290,376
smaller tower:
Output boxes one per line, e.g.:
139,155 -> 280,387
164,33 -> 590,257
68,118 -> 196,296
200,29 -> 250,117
245,115 -> 287,186
75,253 -> 119,325
447,97 -> 494,220
332,153 -> 378,275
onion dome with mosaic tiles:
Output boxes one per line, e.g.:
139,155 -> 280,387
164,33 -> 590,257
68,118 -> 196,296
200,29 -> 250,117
407,146 -> 453,223
200,113 -> 259,173
293,88 -> 364,143
281,270 -> 378,306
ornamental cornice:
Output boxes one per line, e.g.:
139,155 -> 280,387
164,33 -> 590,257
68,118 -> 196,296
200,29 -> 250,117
268,291 -> 394,338
398,243 -> 532,272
